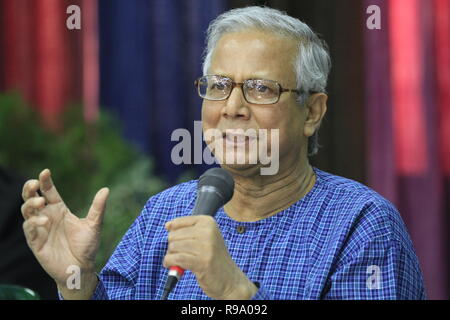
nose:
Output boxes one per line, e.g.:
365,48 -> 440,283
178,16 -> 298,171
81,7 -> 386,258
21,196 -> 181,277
221,85 -> 250,119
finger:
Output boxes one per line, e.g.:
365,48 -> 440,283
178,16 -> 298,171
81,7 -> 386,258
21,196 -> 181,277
23,216 -> 49,251
39,169 -> 63,204
86,187 -> 109,226
167,239 -> 199,255
165,215 -> 206,231
167,226 -> 197,243
163,252 -> 196,270
22,179 -> 40,201
21,197 -> 46,220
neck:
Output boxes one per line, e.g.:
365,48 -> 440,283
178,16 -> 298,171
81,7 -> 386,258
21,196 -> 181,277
223,159 -> 316,222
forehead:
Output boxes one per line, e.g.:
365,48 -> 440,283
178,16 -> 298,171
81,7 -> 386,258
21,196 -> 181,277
209,29 -> 298,85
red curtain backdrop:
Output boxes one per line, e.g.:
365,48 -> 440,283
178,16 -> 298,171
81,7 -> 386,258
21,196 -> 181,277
389,0 -> 428,175
82,0 -> 99,124
1,0 -> 96,129
2,0 -> 35,103
365,0 -> 450,299
435,0 -> 450,176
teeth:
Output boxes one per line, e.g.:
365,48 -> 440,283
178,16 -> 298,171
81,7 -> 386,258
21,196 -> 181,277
227,134 -> 246,142
222,130 -> 258,144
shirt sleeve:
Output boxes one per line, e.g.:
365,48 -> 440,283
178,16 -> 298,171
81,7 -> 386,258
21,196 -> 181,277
322,236 -> 426,300
251,283 -> 272,300
95,211 -> 147,300
89,276 -> 109,300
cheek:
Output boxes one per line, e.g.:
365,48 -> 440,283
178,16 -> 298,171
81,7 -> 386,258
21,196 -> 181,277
201,102 -> 222,130
281,109 -> 305,153
254,103 -> 289,131
252,105 -> 283,130
254,103 -> 303,153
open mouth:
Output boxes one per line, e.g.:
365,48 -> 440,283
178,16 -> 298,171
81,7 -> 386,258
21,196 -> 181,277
222,131 -> 257,147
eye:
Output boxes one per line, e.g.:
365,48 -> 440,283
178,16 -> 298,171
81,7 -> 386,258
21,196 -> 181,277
255,85 -> 269,93
211,82 -> 226,91
246,81 -> 274,95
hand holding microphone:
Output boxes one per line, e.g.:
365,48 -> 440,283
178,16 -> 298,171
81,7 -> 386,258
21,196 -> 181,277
162,168 -> 257,300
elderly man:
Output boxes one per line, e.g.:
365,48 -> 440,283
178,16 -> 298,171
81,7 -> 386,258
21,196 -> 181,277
21,6 -> 425,300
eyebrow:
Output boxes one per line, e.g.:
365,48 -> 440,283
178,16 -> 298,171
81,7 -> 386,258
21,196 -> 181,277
211,73 -> 281,82
210,69 -> 274,79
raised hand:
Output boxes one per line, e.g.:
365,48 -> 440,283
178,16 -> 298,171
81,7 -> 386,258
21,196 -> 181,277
21,169 -> 109,299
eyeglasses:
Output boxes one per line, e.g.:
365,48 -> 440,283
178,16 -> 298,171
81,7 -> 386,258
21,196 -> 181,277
194,75 -> 302,105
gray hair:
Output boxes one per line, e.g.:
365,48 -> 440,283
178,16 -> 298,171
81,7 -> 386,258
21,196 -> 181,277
202,6 -> 331,156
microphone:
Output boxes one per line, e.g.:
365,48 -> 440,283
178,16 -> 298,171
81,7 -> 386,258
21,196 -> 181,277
161,168 -> 234,300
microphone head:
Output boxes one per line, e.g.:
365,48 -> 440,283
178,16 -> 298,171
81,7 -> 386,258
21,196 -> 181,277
198,168 -> 234,204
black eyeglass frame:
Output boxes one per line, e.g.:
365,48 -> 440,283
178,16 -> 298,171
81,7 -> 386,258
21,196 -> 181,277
194,75 -> 313,105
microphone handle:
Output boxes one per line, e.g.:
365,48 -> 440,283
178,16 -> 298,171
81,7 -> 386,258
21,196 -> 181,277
163,187 -> 225,299
191,185 -> 225,216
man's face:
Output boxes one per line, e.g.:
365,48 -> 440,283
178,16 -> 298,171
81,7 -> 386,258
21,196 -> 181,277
202,29 -> 308,174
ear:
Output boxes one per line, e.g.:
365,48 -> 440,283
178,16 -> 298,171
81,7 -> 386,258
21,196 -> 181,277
303,93 -> 328,137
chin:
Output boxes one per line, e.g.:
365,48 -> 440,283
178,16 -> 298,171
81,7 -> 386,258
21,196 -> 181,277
220,162 -> 264,177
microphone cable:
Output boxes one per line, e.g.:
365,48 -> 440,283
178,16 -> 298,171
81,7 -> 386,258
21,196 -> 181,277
161,267 -> 184,300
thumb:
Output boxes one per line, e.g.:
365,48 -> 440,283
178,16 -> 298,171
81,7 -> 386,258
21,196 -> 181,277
86,187 -> 110,226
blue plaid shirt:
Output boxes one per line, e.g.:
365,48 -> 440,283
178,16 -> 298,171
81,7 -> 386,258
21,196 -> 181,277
90,167 -> 425,300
